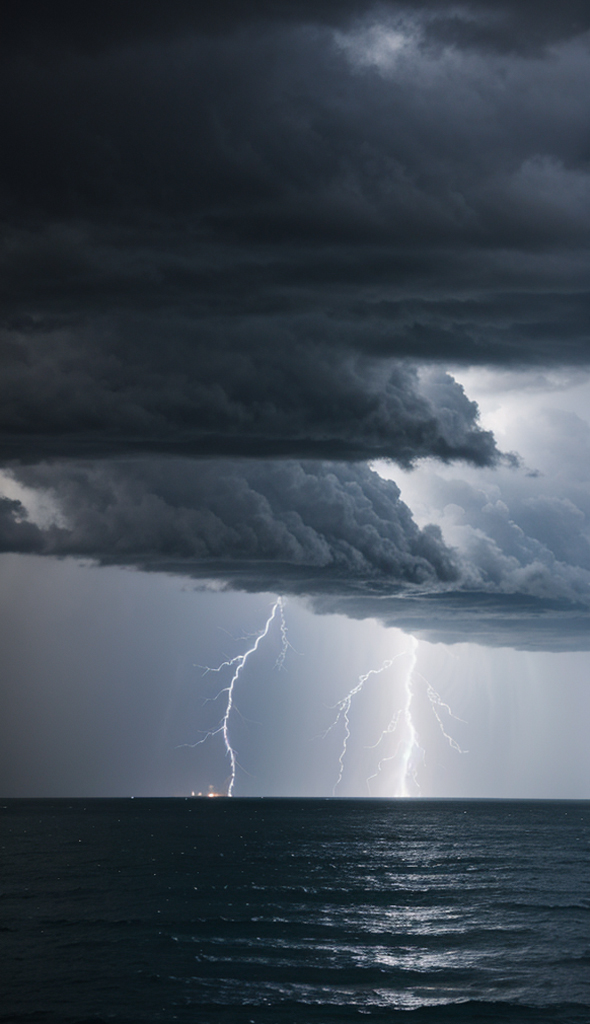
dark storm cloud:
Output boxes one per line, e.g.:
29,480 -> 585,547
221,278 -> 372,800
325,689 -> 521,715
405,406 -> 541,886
5,460 -> 458,588
3,1 -> 590,649
4,457 -> 590,650
0,496 -> 44,553
5,1 -> 590,55
2,1 -> 590,466
0,320 -> 498,464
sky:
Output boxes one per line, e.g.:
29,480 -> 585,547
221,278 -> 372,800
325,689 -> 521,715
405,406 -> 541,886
2,0 -> 590,798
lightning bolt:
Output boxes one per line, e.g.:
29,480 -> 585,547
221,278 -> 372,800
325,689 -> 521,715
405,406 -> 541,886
181,596 -> 290,796
396,636 -> 421,796
362,638 -> 467,797
365,638 -> 422,796
420,671 -> 468,754
275,597 -> 296,671
324,654 -> 411,796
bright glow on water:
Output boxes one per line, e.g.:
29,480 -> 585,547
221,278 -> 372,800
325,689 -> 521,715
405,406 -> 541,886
2,799 -> 588,1021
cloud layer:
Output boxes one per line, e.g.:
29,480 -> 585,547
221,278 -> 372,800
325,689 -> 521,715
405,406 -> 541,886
2,1 -> 590,463
0,329 -> 497,464
4,459 -> 457,586
3,457 -> 590,650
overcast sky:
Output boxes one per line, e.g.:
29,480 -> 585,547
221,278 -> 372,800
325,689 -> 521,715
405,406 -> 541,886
2,1 -> 590,797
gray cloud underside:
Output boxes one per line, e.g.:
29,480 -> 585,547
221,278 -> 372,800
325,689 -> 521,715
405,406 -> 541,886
311,593 -> 590,653
3,458 -> 590,650
2,2 -> 590,463
4,460 -> 458,587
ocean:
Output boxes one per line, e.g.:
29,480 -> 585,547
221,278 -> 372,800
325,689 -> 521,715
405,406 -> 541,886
1,799 -> 589,1024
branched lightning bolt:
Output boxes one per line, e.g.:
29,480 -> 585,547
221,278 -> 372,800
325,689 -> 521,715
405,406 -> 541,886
365,709 -> 402,795
419,671 -> 468,754
275,597 -> 296,671
366,638 -> 422,797
396,637 -> 421,796
181,597 -> 291,796
363,638 -> 467,797
324,654 -> 411,796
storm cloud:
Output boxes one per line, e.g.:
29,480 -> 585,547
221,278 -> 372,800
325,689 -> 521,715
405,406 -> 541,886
3,456 -> 590,650
3,1 -> 590,463
0,329 -> 498,464
3,2 -> 590,650
4,459 -> 458,587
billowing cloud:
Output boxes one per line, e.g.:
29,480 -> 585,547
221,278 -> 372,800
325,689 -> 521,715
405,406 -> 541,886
4,460 -> 458,588
0,496 -> 45,553
2,2 -> 590,651
0,327 -> 498,464
3,457 -> 590,650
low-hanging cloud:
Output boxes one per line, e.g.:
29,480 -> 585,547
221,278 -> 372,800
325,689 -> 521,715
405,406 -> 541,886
0,325 -> 498,465
3,457 -> 590,650
4,459 -> 458,588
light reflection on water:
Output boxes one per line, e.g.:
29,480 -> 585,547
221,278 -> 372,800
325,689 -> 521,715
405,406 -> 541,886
2,798 -> 590,1021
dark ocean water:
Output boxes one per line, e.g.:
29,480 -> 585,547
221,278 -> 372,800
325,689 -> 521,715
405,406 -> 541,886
1,799 -> 589,1024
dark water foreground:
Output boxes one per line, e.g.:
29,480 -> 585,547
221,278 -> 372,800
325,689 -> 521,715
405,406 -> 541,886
1,798 -> 589,1024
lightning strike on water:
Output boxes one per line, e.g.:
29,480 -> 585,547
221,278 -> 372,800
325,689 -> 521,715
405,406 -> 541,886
181,597 -> 290,796
365,638 -> 422,796
395,636 -> 421,797
365,710 -> 402,795
329,636 -> 467,797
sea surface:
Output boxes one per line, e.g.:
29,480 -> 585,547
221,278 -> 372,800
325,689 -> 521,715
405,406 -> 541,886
1,799 -> 589,1024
